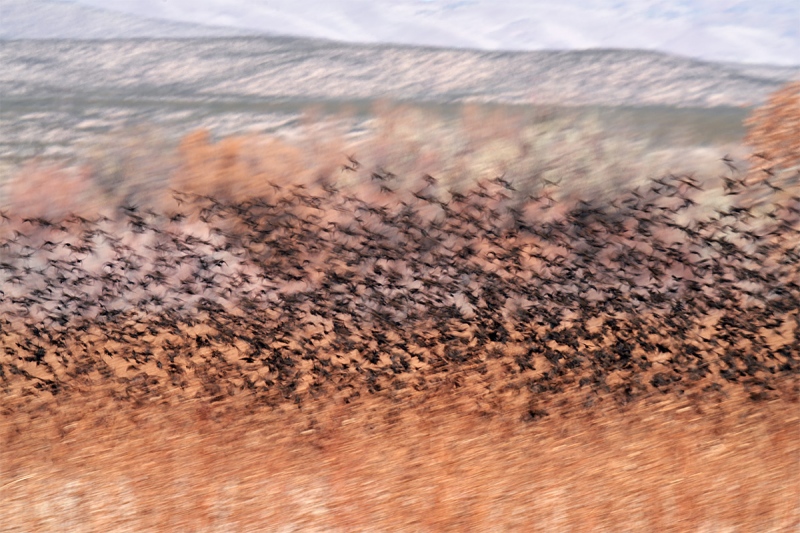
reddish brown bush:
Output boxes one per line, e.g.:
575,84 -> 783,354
744,81 -> 800,174
6,161 -> 98,219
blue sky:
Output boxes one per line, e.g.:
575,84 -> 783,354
49,1 -> 800,64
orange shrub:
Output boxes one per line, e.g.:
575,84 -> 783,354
744,81 -> 800,174
172,129 -> 315,201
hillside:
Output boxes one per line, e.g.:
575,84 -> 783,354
3,38 -> 798,107
2,37 -> 797,172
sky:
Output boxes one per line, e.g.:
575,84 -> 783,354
30,1 -> 800,65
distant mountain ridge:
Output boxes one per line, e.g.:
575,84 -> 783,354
2,37 -> 798,109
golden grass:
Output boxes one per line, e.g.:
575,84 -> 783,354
1,386 -> 797,532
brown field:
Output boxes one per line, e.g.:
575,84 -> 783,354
1,381 -> 798,532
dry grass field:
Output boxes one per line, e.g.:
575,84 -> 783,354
1,83 -> 799,532
1,385 -> 798,532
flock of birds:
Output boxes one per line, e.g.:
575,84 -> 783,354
0,159 -> 798,415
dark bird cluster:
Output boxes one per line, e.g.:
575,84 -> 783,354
0,161 -> 798,414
